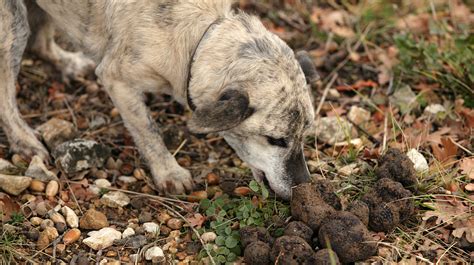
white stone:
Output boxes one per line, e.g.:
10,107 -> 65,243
122,227 -> 135,238
25,156 -> 57,181
101,191 -> 130,208
94,179 -> 112,188
201,232 -> 217,243
61,206 -> 79,228
0,174 -> 32,195
348,106 -> 371,125
83,227 -> 122,250
145,246 -> 164,261
142,222 -> 160,234
0,159 -> 16,173
406,149 -> 429,173
338,163 -> 359,176
424,104 -> 446,115
118,176 -> 137,184
315,117 -> 355,145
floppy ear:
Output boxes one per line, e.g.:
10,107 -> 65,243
296,50 -> 320,84
188,88 -> 253,134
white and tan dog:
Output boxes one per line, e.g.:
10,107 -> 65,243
0,0 -> 318,199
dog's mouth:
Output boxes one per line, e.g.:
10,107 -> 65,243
250,167 -> 274,193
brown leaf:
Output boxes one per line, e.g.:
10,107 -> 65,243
0,192 -> 20,222
460,157 -> 474,180
422,196 -> 470,226
430,137 -> 458,163
187,213 -> 206,229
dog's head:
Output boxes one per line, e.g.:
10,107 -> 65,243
187,18 -> 318,200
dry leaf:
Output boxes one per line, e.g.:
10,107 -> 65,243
0,192 -> 20,222
452,216 -> 474,243
422,196 -> 470,226
459,157 -> 474,180
187,213 -> 206,228
431,137 -> 458,163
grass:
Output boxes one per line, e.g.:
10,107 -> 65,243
0,229 -> 25,265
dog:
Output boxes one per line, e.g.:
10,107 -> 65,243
0,0 -> 318,200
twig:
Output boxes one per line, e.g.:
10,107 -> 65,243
382,113 -> 388,153
172,139 -> 188,157
347,118 -> 381,146
315,73 -> 338,116
450,140 -> 473,156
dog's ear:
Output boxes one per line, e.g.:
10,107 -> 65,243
188,88 -> 253,134
296,50 -> 320,84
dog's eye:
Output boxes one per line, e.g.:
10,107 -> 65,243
266,136 -> 288,148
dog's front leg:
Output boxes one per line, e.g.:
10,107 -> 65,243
101,78 -> 193,194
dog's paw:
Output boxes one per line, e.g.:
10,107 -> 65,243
151,165 -> 194,195
60,51 -> 95,82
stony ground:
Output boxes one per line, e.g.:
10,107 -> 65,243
0,0 -> 473,264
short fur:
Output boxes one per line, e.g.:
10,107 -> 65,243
0,0 -> 315,199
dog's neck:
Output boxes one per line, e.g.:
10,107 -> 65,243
185,19 -> 223,111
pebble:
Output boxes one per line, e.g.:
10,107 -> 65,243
348,106 -> 371,125
40,219 -> 55,229
142,222 -> 160,234
315,116 -> 355,145
30,217 -> 43,226
80,209 -> 109,230
62,206 -> 79,228
167,218 -> 184,230
45,180 -> 59,197
122,227 -> 135,238
94,170 -> 108,179
49,212 -> 66,225
133,168 -> 146,180
25,155 -> 57,181
11,154 -> 27,167
406,149 -> 429,173
0,174 -> 32,195
29,179 -> 46,192
0,158 -> 16,173
101,191 -> 130,208
35,118 -> 76,149
206,172 -> 220,185
55,222 -> 67,233
43,226 -> 59,240
201,232 -> 217,243
424,104 -> 446,116
138,212 -> 153,223
338,163 -> 359,176
118,176 -> 137,184
187,191 -> 208,202
157,212 -> 172,223
63,228 -> 81,245
129,254 -> 140,263
52,139 -> 110,174
83,227 -> 122,250
145,246 -> 165,261
35,201 -> 53,216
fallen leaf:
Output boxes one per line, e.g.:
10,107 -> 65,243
430,137 -> 458,163
452,216 -> 474,243
187,213 -> 206,228
423,196 -> 470,226
0,192 -> 20,222
459,158 -> 474,180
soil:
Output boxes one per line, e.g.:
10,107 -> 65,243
283,221 -> 313,245
318,211 -> 377,263
314,249 -> 341,265
290,180 -> 340,231
362,178 -> 415,232
270,236 -> 317,265
347,200 -> 370,226
244,241 -> 271,265
239,226 -> 274,249
375,148 -> 417,188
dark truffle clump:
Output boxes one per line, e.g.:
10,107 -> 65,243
271,236 -> 317,265
244,241 -> 271,265
375,148 -> 417,188
283,221 -> 313,244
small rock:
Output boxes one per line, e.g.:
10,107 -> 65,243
36,118 -> 76,149
206,172 -> 220,185
56,243 -> 66,255
122,227 -> 135,238
63,228 -> 81,245
315,117 -> 355,145
30,217 -> 43,226
143,222 -> 160,234
45,180 -> 59,197
0,158 -> 17,174
337,163 -> 358,176
95,179 -> 111,188
27,228 -> 40,241
101,191 -> 130,208
80,209 -> 109,230
348,106 -> 371,125
52,139 -> 110,174
406,149 -> 429,173
284,221 -> 313,244
29,179 -> 46,192
114,234 -> 147,248
49,212 -> 66,224
166,218 -> 183,230
187,191 -> 208,202
40,219 -> 55,229
83,227 -> 122,250
62,206 -> 79,228
35,201 -> 53,217
133,168 -> 146,180
157,212 -> 172,223
129,254 -> 140,263
43,226 -> 59,241
138,212 -> 153,223
94,170 -> 108,179
244,241 -> 271,265
234,186 -> 251,196
118,176 -> 137,184
389,84 -> 418,114
37,231 -> 50,249
25,156 -> 57,181
0,174 -> 32,195
201,232 -> 217,243
55,222 -> 67,233
424,104 -> 446,116
145,246 -> 165,262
